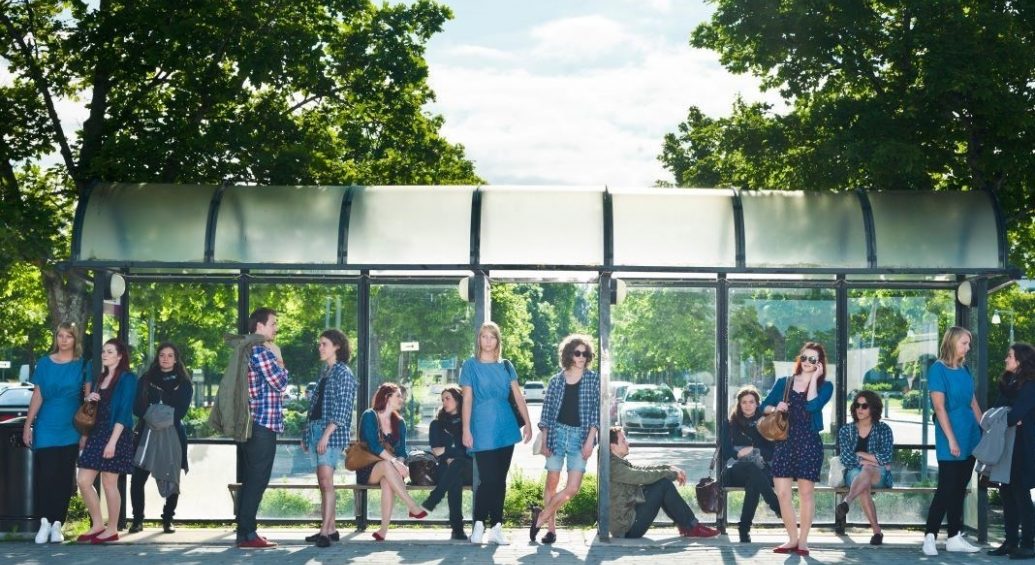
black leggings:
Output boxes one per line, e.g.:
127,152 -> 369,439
723,461 -> 780,531
473,446 -> 514,525
33,444 -> 79,523
924,456 -> 975,537
130,465 -> 180,521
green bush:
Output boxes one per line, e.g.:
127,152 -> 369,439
901,390 -> 923,409
862,382 -> 894,392
502,472 -> 598,526
259,489 -> 314,518
283,410 -> 308,437
893,449 -> 922,469
66,495 -> 89,523
183,406 -> 216,437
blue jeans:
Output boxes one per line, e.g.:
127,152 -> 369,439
236,424 -> 277,540
544,423 -> 588,473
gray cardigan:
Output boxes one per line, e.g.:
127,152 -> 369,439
974,406 -> 1014,484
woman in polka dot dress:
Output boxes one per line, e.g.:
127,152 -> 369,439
761,341 -> 833,557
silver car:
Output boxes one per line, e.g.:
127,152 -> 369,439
618,385 -> 682,437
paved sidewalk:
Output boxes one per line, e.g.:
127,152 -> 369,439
3,527 -> 1007,564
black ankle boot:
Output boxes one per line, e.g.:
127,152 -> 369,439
162,518 -> 175,534
128,519 -> 143,534
738,527 -> 751,543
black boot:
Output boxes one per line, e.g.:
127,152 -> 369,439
990,543 -> 1018,557
450,524 -> 467,541
162,518 -> 175,534
738,526 -> 751,543
128,519 -> 143,534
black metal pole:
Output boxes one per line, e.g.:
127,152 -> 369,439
355,273 -> 371,530
596,273 -> 612,541
715,274 -> 729,533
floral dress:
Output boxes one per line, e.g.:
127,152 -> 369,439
78,386 -> 134,474
770,389 -> 823,482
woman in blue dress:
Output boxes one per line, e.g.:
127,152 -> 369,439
921,326 -> 983,556
76,338 -> 138,544
461,321 -> 532,545
762,341 -> 833,557
24,322 -> 86,544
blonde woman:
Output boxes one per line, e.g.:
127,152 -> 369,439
921,326 -> 983,556
23,322 -> 86,544
461,322 -> 532,544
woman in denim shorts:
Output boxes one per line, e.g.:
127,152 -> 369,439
835,389 -> 894,545
301,329 -> 358,548
530,334 -> 600,544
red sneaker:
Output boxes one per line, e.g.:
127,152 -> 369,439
237,537 -> 278,549
681,524 -> 720,538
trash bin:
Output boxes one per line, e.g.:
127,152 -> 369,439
0,417 -> 36,535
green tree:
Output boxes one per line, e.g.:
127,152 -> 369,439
0,0 -> 482,340
661,1 -> 1035,275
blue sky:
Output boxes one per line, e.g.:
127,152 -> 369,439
417,0 -> 782,186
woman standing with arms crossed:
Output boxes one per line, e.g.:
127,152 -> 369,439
301,329 -> 357,548
530,334 -> 599,544
462,322 -> 532,545
128,342 -> 193,534
24,322 -> 86,544
761,341 -> 833,556
988,342 -> 1035,559
922,326 -> 983,556
76,338 -> 138,544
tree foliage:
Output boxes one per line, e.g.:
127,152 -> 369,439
0,0 -> 482,342
661,1 -> 1035,274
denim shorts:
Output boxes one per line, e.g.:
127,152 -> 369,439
545,423 -> 588,473
308,425 -> 342,469
844,465 -> 893,488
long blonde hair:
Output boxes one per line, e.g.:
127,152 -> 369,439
938,326 -> 972,368
51,322 -> 83,358
475,322 -> 502,361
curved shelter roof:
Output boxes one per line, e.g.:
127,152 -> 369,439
71,183 -> 1008,277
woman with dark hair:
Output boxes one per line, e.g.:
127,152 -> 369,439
128,342 -> 193,535
530,334 -> 600,544
419,385 -> 473,540
761,341 -> 833,556
722,385 -> 781,543
355,382 -> 427,541
301,329 -> 357,548
76,338 -> 138,544
988,342 -> 1035,559
922,326 -> 983,556
835,390 -> 894,545
25,322 -> 86,544
461,321 -> 532,545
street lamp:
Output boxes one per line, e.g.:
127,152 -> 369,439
992,309 -> 1015,344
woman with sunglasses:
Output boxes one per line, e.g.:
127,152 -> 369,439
530,334 -> 600,544
835,390 -> 894,545
987,342 -> 1035,559
761,341 -> 833,556
722,385 -> 781,543
922,326 -> 983,556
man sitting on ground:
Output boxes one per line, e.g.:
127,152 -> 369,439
609,426 -> 719,539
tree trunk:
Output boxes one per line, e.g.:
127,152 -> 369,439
40,266 -> 91,334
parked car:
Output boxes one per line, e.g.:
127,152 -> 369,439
617,384 -> 682,437
522,381 -> 545,402
608,380 -> 633,422
282,384 -> 301,401
304,381 -> 318,402
679,382 -> 710,403
0,383 -> 34,423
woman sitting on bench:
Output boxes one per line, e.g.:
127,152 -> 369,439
722,385 -> 781,543
835,390 -> 894,545
356,383 -> 428,541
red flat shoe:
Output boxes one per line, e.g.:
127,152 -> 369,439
773,545 -> 797,554
408,510 -> 428,519
796,547 -> 810,556
77,531 -> 102,543
91,532 -> 119,544
372,532 -> 385,541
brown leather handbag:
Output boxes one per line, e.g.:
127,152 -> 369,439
72,367 -> 97,435
344,415 -> 392,471
757,377 -> 791,441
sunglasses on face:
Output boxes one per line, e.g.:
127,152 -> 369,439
572,350 -> 590,359
853,403 -> 869,410
798,355 -> 819,364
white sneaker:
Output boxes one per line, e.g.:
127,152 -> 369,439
35,518 -> 50,544
922,533 -> 938,556
946,533 -> 980,553
49,520 -> 64,543
488,522 -> 509,545
470,521 -> 485,544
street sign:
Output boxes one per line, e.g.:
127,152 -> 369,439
0,361 -> 10,369
400,341 -> 420,352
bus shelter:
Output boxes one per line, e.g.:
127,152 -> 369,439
69,183 -> 1014,540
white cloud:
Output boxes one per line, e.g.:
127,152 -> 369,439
442,44 -> 518,64
528,16 -> 645,64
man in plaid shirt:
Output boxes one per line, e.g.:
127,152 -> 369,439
236,307 -> 289,549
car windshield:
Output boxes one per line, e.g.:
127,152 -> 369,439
625,388 -> 674,403
0,388 -> 32,405
524,383 -> 543,389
